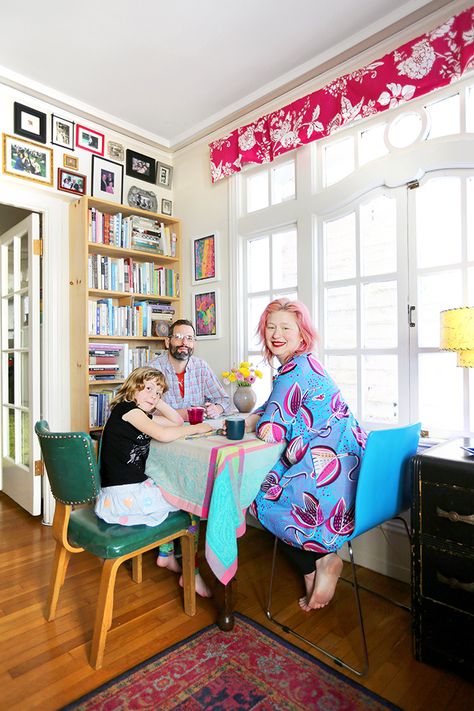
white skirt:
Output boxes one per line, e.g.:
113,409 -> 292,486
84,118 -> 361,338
94,477 -> 178,526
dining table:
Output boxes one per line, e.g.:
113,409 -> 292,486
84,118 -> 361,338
145,424 -> 284,629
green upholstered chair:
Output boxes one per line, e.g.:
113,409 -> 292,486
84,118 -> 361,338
35,420 -> 196,669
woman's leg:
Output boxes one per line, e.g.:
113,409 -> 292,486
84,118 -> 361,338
279,540 -> 343,611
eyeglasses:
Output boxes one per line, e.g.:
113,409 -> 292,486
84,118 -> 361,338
171,333 -> 195,343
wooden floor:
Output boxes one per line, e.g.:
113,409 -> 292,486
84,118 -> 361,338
1,493 -> 473,711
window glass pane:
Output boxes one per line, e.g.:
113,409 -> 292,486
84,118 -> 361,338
426,94 -> 460,139
8,352 -> 15,404
21,352 -> 29,407
272,229 -> 297,289
325,286 -> 356,348
419,353 -> 463,433
246,170 -> 268,213
247,353 -> 272,409
359,124 -> 388,165
8,297 -> 14,348
469,267 -> 474,303
418,271 -> 462,348
387,112 -> 422,148
467,85 -> 474,132
8,242 -> 14,292
360,195 -> 397,276
468,177 -> 474,262
362,281 -> 397,348
470,369 -> 474,433
20,234 -> 28,289
247,237 -> 269,292
416,177 -> 461,268
326,355 -> 358,415
247,295 -> 268,350
324,136 -> 354,186
324,213 -> 356,281
21,294 -> 29,348
271,161 -> 295,204
362,355 -> 398,423
8,408 -> 15,459
21,410 -> 29,467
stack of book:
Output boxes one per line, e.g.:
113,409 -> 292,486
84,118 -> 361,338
89,343 -> 126,381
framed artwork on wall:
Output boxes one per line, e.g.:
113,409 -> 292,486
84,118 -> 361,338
191,232 -> 219,285
76,124 -> 105,155
63,154 -> 79,170
57,168 -> 86,195
126,149 -> 156,184
13,102 -> 47,144
91,155 -> 123,204
161,198 -> 172,216
51,114 -> 74,149
2,133 -> 53,186
192,288 -> 220,339
156,161 -> 173,188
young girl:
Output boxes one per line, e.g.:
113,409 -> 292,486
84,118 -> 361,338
95,366 -> 212,597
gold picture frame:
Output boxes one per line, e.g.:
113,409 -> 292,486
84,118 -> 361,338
63,154 -> 79,170
2,133 -> 53,186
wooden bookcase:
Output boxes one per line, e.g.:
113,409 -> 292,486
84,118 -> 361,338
69,196 -> 181,432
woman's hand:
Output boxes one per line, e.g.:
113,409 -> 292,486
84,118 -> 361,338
244,414 -> 259,433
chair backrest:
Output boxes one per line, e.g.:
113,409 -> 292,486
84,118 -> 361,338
35,420 -> 101,505
352,422 -> 421,538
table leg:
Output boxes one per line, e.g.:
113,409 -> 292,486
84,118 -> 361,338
216,580 -> 235,630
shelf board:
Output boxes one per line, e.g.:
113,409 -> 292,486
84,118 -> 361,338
88,242 -> 179,263
88,335 -> 165,340
88,289 -> 179,301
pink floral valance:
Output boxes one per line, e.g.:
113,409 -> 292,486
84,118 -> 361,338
209,5 -> 474,183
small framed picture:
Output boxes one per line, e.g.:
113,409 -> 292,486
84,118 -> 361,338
193,289 -> 220,339
63,154 -> 79,170
57,168 -> 86,195
191,233 -> 219,285
161,198 -> 172,216
51,115 -> 74,150
76,124 -> 105,155
126,149 -> 156,184
13,102 -> 47,144
2,133 -> 53,186
91,155 -> 123,204
157,161 -> 173,189
107,140 -> 124,161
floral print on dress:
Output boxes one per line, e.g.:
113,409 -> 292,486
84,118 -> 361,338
253,354 -> 366,553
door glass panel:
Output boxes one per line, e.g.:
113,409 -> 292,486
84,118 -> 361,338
360,195 -> 397,276
248,295 -> 268,350
8,352 -> 15,404
359,124 -> 388,165
324,136 -> 354,186
8,297 -> 14,348
419,353 -> 463,432
416,177 -> 461,268
8,408 -> 15,459
21,294 -> 29,348
271,161 -> 295,204
21,410 -> 30,467
21,352 -> 29,407
326,355 -> 358,415
362,355 -> 398,423
272,229 -> 297,289
8,242 -> 14,292
362,281 -> 397,348
324,213 -> 355,281
325,286 -> 356,348
246,170 -> 268,213
418,271 -> 462,348
247,237 -> 269,292
20,233 -> 29,289
426,94 -> 460,139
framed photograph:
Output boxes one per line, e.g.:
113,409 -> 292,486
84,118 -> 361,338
51,114 -> 74,149
91,155 -> 123,204
76,124 -> 104,155
157,161 -> 173,189
191,233 -> 219,285
2,133 -> 53,186
126,149 -> 156,184
57,168 -> 86,195
193,289 -> 220,339
161,198 -> 172,216
107,140 -> 124,161
127,185 -> 158,212
63,154 -> 79,170
13,102 -> 47,144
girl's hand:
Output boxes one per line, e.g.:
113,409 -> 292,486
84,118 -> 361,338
189,422 -> 213,435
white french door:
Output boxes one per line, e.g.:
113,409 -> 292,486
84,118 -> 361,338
1,214 -> 42,514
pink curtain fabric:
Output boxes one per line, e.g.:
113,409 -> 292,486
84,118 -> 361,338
209,5 -> 474,183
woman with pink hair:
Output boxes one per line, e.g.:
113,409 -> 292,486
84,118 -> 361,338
245,298 -> 367,611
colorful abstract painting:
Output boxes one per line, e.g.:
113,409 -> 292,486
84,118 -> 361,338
193,289 -> 219,339
192,233 -> 218,284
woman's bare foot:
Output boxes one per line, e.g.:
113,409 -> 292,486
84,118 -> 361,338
156,553 -> 181,573
299,553 -> 343,612
179,572 -> 213,598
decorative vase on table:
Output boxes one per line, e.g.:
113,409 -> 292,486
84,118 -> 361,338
233,385 -> 257,413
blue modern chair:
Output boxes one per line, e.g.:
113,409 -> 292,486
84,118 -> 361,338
265,422 -> 421,676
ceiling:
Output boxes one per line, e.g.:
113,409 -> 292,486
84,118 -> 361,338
0,0 -> 459,151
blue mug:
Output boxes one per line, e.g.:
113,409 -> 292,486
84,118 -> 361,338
225,416 -> 245,440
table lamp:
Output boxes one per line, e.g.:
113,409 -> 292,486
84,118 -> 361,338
440,306 -> 474,367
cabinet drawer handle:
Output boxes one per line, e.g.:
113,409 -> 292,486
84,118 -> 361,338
436,506 -> 474,526
436,571 -> 474,593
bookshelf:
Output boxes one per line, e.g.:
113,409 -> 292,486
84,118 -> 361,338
69,196 -> 181,432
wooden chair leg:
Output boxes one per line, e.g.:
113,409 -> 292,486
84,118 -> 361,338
132,554 -> 142,583
180,532 -> 196,617
90,558 -> 120,670
46,543 -> 71,621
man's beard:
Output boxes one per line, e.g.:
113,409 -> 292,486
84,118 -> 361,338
169,343 -> 193,361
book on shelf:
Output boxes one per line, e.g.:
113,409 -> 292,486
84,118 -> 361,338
89,342 -> 129,381
89,209 -> 177,258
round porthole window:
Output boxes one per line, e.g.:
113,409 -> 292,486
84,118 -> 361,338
385,110 -> 427,150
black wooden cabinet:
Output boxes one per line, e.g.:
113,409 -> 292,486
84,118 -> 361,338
412,439 -> 474,678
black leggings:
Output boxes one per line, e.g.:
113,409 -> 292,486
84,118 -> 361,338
279,539 -> 328,576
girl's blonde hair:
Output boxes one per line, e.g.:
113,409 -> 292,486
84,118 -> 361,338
110,366 -> 168,409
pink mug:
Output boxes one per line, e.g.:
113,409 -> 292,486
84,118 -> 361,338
187,406 -> 205,424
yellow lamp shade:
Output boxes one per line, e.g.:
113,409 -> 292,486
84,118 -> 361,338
440,307 -> 474,367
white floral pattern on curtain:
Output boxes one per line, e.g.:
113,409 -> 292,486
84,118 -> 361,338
209,5 -> 474,183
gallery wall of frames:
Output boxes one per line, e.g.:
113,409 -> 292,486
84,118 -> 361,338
0,84 -> 174,216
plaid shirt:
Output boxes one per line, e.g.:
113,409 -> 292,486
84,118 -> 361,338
149,351 -> 231,414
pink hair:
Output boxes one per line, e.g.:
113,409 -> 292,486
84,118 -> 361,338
256,298 -> 318,363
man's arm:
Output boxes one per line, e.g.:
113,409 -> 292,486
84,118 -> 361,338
201,361 -> 232,416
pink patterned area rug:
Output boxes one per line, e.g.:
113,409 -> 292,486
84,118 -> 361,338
63,614 -> 400,710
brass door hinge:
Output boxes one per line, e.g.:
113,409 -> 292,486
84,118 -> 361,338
33,239 -> 43,256
34,459 -> 44,476
407,180 -> 419,190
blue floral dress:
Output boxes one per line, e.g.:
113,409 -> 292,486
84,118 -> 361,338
251,353 -> 367,553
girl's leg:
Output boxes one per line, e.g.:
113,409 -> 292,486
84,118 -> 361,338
156,541 -> 181,573
179,518 -> 212,598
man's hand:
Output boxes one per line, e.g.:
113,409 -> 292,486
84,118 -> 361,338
204,402 -> 223,419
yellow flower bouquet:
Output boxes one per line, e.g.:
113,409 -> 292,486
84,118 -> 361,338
221,361 -> 263,387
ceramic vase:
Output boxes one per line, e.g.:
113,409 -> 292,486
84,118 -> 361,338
233,385 -> 257,413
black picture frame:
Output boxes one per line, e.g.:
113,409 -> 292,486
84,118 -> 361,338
13,102 -> 47,144
51,114 -> 75,150
125,149 -> 156,184
91,155 -> 124,204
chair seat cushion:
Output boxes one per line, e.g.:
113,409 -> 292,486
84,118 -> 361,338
68,508 -> 191,558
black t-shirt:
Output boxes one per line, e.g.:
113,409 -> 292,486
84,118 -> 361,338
100,400 -> 151,487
